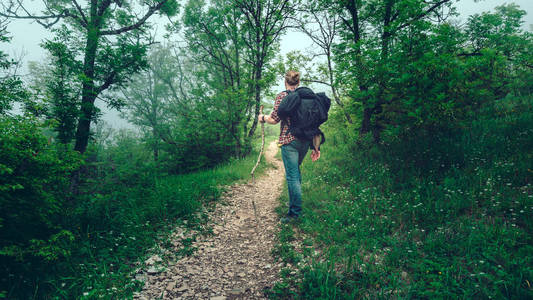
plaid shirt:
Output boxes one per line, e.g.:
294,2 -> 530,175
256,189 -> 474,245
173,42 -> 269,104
270,91 -> 296,146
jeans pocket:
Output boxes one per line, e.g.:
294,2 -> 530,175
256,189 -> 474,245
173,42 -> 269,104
289,139 -> 301,148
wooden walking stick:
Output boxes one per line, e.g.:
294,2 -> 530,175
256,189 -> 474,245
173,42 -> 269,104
251,105 -> 265,183
250,105 -> 265,225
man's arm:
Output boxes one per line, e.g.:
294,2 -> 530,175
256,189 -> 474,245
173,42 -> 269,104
260,91 -> 286,125
259,114 -> 278,124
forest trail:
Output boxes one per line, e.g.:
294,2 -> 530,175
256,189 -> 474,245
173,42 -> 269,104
135,141 -> 285,299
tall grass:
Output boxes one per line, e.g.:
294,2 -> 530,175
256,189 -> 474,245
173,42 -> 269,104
2,133 -> 274,299
269,96 -> 533,299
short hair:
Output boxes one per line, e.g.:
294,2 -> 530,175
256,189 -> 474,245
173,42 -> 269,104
285,70 -> 300,86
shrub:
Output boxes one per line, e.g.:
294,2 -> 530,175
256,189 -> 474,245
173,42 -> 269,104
270,95 -> 533,299
0,116 -> 81,297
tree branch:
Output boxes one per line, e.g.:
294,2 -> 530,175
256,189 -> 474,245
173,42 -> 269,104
395,0 -> 453,32
0,0 -> 86,28
100,0 -> 168,35
97,71 -> 116,94
71,0 -> 88,26
97,0 -> 113,16
301,78 -> 332,87
457,51 -> 482,57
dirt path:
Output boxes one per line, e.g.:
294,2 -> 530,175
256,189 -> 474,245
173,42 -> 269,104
135,141 -> 285,299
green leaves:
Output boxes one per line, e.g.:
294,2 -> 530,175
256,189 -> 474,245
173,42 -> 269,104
39,31 -> 81,144
29,230 -> 76,262
0,32 -> 28,116
0,115 -> 82,269
160,0 -> 180,17
329,0 -> 532,139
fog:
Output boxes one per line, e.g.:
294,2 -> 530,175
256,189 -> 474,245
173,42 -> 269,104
1,0 -> 532,129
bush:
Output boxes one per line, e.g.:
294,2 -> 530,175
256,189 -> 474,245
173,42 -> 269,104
0,116 -> 81,297
1,122 -> 272,299
270,95 -> 533,299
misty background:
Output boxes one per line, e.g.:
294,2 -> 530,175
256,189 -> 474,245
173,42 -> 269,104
2,0 -> 532,129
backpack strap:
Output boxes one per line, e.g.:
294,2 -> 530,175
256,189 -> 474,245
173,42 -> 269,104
278,89 -> 301,119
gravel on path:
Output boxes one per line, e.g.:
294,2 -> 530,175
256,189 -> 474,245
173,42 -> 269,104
134,141 -> 285,300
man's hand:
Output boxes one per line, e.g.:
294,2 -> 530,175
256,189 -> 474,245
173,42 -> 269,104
258,114 -> 266,123
311,149 -> 320,162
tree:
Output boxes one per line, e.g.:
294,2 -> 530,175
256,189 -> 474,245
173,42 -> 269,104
293,0 -> 353,123
377,2 -> 533,136
325,1 -> 532,142
0,26 -> 82,299
180,0 -> 292,156
1,0 -> 179,153
182,0 -> 250,156
121,46 -> 178,161
0,20 -> 27,115
41,27 -> 81,144
121,43 -> 244,171
325,0 -> 456,140
235,0 -> 295,139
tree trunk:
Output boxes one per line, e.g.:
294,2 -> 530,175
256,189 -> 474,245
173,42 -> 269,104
381,0 -> 393,60
360,106 -> 372,135
229,119 -> 242,158
372,123 -> 381,143
347,0 -> 360,44
74,4 -> 100,153
346,0 -> 372,134
327,52 -> 352,124
234,129 -> 242,158
152,127 -> 159,161
367,0 -> 393,141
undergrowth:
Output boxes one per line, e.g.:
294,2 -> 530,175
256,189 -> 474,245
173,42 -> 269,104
269,96 -> 533,299
2,134 -> 274,299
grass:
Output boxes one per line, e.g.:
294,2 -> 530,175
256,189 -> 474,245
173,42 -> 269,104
69,137 -> 276,299
2,134 -> 276,299
268,96 -> 533,299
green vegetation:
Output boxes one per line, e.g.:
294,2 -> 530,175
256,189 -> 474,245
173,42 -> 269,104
1,121 -> 271,298
1,0 -> 532,299
2,0 -> 179,153
269,84 -> 533,300
1,0 -> 286,296
267,2 -> 532,298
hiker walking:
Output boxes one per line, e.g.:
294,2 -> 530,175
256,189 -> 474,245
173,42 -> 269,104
259,70 -> 329,223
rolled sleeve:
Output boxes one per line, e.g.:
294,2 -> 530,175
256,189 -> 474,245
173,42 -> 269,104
270,91 -> 287,123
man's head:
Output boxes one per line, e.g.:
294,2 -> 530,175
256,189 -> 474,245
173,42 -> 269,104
285,70 -> 300,91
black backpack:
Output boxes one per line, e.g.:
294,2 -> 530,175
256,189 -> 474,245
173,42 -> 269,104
278,87 -> 331,149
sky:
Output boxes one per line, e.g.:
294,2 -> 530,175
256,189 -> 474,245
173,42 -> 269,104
279,0 -> 533,57
1,0 -> 532,128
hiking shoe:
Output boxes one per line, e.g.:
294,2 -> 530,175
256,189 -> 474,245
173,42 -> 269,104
280,215 -> 299,224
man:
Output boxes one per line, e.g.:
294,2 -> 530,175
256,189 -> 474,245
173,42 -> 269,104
259,70 -> 320,223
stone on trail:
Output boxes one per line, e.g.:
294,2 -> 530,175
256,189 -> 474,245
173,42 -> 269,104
172,275 -> 182,280
135,273 -> 147,282
166,281 -> 176,291
145,254 -> 162,265
227,288 -> 244,296
177,283 -> 188,292
135,141 -> 284,299
146,266 -> 162,275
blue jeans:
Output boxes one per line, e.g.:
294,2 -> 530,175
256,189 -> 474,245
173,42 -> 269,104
281,139 -> 310,217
